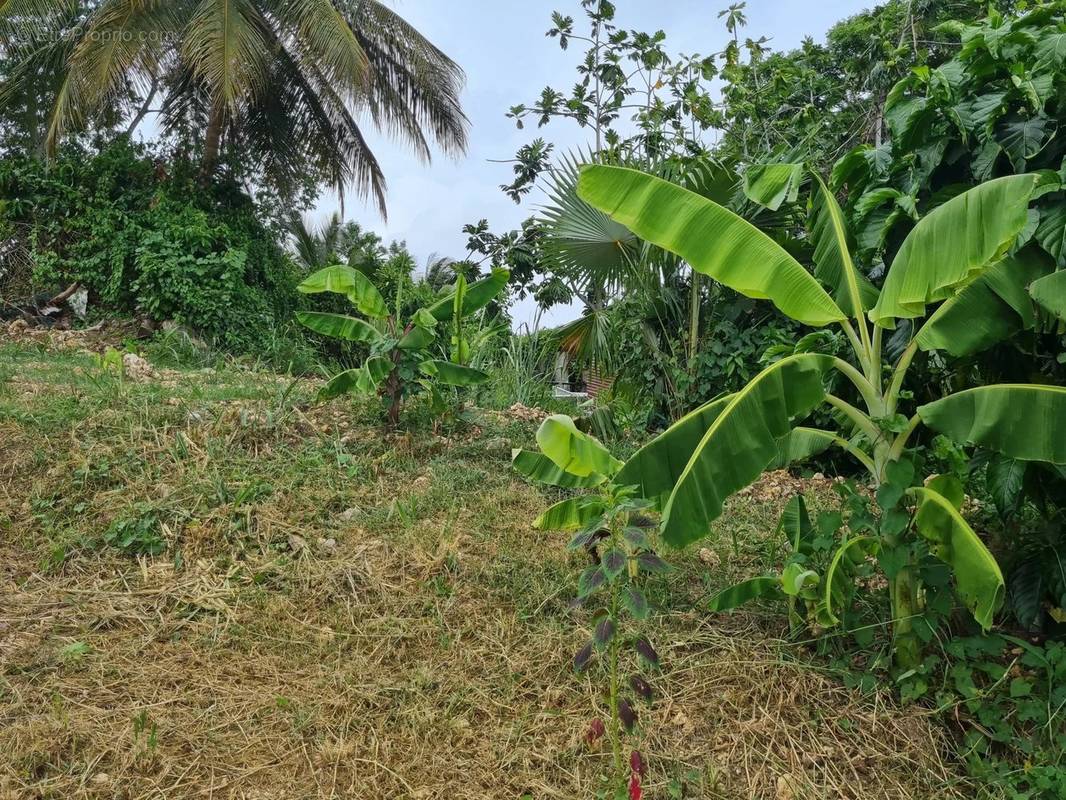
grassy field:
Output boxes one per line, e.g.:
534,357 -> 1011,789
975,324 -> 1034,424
0,332 -> 969,799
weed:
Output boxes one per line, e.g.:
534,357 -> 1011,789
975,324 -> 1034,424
104,507 -> 165,556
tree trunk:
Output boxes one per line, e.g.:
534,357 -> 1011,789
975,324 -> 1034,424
125,75 -> 160,137
200,103 -> 225,182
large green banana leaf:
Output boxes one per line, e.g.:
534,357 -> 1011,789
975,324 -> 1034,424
660,354 -> 834,547
871,175 -> 1036,326
317,356 -> 391,401
615,394 -> 734,509
918,384 -> 1066,464
769,427 -> 838,469
1029,270 -> 1066,321
915,247 -> 1054,355
419,360 -> 490,386
428,268 -> 510,321
296,312 -> 383,344
708,577 -> 784,612
297,265 -> 388,318
810,174 -> 880,316
912,487 -> 1004,630
742,162 -> 804,211
397,325 -> 435,350
533,497 -> 607,531
536,415 -> 622,478
577,165 -> 846,327
511,449 -> 606,488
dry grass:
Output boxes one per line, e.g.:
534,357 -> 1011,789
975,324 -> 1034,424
0,339 -> 970,799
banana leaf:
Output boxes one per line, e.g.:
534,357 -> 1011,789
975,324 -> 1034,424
915,247 -> 1054,355
615,394 -> 734,509
659,354 -> 834,547
317,356 -> 391,401
742,162 -> 804,211
428,268 -> 510,321
1029,270 -> 1066,321
533,497 -> 607,531
397,325 -> 435,350
708,576 -> 784,612
918,384 -> 1066,464
536,415 -> 622,478
810,174 -> 879,316
577,165 -> 846,327
511,449 -> 606,488
871,175 -> 1036,326
297,265 -> 388,318
419,360 -> 489,386
770,427 -> 837,469
296,311 -> 383,344
912,487 -> 1004,630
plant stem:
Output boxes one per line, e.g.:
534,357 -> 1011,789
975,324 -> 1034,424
886,340 -> 919,416
607,523 -> 623,782
826,394 -> 881,442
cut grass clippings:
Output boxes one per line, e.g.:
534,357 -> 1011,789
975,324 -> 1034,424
0,336 -> 969,799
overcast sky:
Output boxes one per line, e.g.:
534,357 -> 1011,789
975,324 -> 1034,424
312,0 -> 876,327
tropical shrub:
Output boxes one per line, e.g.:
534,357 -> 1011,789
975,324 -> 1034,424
512,415 -> 667,799
296,266 -> 508,428
0,140 -> 304,354
577,162 -> 1066,667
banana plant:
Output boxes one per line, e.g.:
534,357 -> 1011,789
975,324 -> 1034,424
577,162 -> 1066,666
296,266 -> 508,428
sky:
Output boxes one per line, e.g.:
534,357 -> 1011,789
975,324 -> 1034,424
311,0 -> 876,328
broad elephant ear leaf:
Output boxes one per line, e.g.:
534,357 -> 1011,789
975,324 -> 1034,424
419,360 -> 489,386
1029,270 -> 1066,321
511,449 -> 606,488
615,394 -> 734,510
577,165 -> 845,327
915,247 -> 1054,355
918,384 -> 1066,464
708,576 -> 784,612
296,311 -> 383,344
810,174 -> 879,316
297,265 -> 388,318
536,415 -> 622,478
871,174 -> 1037,327
659,354 -> 834,547
911,487 -> 1005,631
428,268 -> 510,321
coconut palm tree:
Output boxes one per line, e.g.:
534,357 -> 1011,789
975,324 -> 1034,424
0,0 -> 467,215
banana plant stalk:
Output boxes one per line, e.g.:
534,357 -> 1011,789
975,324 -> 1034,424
577,163 -> 1066,666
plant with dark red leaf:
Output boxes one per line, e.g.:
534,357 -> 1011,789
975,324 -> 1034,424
513,415 -> 671,794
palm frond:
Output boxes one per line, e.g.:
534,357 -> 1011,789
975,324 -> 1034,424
45,0 -> 182,153
182,0 -> 270,112
341,0 -> 468,159
538,150 -> 641,300
269,0 -> 368,95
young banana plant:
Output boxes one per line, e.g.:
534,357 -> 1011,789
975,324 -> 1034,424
296,266 -> 508,428
577,162 -> 1066,666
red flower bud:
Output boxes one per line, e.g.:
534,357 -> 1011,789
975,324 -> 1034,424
584,717 -> 605,745
629,773 -> 643,800
630,750 -> 647,777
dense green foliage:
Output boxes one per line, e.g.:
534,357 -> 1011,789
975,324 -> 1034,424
0,139 -> 303,353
